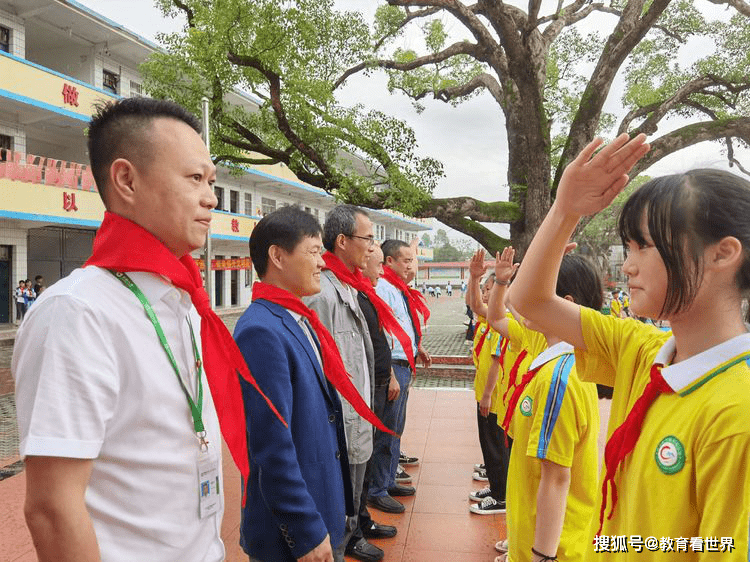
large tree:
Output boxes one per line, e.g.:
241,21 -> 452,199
143,0 -> 750,256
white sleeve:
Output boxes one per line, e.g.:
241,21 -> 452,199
12,295 -> 118,459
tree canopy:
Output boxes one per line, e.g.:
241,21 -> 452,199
142,0 -> 750,256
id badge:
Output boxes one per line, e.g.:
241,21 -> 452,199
197,451 -> 221,519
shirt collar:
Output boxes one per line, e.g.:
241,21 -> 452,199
126,271 -> 191,314
658,332 -> 750,395
529,341 -> 574,371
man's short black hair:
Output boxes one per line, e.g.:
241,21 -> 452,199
250,206 -> 322,278
87,97 -> 202,205
381,239 -> 410,260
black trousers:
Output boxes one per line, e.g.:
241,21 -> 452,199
476,404 -> 512,502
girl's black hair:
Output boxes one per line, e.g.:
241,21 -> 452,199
619,169 -> 750,317
556,254 -> 603,310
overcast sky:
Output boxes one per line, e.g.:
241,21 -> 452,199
78,0 -> 748,241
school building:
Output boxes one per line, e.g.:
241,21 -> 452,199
0,0 -> 433,323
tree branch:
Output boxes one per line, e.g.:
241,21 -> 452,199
333,40 -> 481,90
172,0 -> 195,28
630,116 -> 750,178
373,6 -> 442,51
408,72 -> 505,108
706,0 -> 750,17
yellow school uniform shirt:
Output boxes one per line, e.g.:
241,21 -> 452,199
506,342 -> 600,562
473,316 -> 502,406
490,335 -> 509,416
610,298 -> 622,317
576,306 -> 750,560
494,315 -> 536,422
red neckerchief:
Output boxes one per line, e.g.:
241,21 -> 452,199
502,349 -> 529,403
497,337 -> 510,384
252,281 -> 396,436
596,363 -> 673,535
474,324 -> 491,359
322,252 -> 415,370
501,362 -> 542,432
84,212 -> 284,488
381,266 -> 430,340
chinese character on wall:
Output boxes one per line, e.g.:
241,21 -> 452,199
63,192 -> 78,212
62,84 -> 79,107
231,219 -> 239,233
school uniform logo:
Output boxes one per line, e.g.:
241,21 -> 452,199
520,396 -> 533,417
655,436 -> 685,474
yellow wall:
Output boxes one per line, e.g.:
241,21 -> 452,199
0,53 -> 115,120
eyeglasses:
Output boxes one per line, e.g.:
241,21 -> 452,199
347,234 -> 375,247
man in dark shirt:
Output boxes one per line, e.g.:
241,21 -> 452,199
356,245 -> 413,520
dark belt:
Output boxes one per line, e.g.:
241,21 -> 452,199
392,359 -> 411,368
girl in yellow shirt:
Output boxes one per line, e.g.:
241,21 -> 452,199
487,249 -> 602,562
510,133 -> 750,560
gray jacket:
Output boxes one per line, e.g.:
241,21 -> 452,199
304,269 -> 375,465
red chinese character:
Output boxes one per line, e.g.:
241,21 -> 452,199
62,84 -> 79,107
63,192 -> 78,212
231,218 -> 239,233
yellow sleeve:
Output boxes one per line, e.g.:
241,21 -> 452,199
526,357 -> 581,468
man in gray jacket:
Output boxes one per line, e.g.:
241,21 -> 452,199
305,205 -> 384,562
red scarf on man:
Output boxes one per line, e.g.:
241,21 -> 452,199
322,252 -> 416,370
252,281 -> 396,436
596,363 -> 673,535
381,266 -> 430,341
84,212 -> 285,484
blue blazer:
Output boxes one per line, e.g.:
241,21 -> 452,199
234,299 -> 353,561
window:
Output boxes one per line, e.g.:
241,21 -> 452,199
215,186 -> 225,211
376,224 -> 385,241
244,193 -> 253,216
230,190 -> 239,213
129,80 -> 143,97
0,134 -> 11,162
261,197 -> 276,216
103,70 -> 119,94
245,267 -> 252,287
0,26 -> 9,53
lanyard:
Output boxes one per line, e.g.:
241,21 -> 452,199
110,271 -> 208,450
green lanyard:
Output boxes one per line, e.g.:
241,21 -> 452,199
110,271 -> 208,450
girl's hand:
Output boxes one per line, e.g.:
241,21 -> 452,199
469,249 -> 490,278
495,247 -> 519,285
555,133 -> 650,217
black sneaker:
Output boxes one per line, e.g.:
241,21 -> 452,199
395,465 -> 412,483
469,496 -> 506,514
399,452 -> 420,466
469,486 -> 492,502
474,463 -> 485,471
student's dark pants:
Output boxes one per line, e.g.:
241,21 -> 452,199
476,404 -> 512,502
15,301 -> 25,322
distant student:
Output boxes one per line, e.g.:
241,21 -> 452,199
510,133 -> 750,559
609,290 -> 623,318
488,248 -> 601,562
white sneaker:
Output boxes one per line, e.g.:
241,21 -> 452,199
472,467 -> 488,481
469,496 -> 506,514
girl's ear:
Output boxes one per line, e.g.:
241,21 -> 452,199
709,236 -> 743,272
563,294 -> 576,303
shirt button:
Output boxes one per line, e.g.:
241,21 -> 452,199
328,414 -> 335,423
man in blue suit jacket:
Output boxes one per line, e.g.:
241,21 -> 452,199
235,206 -> 352,562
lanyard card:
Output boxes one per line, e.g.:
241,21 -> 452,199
197,450 -> 221,519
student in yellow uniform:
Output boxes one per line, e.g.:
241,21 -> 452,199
510,132 -> 750,560
609,290 -> 623,318
487,247 -> 601,562
466,251 -> 508,514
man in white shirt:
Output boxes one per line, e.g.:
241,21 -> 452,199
12,97 -> 225,561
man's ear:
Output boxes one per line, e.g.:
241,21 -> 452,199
108,158 -> 138,207
268,245 -> 285,271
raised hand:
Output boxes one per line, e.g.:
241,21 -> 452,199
556,133 -> 650,217
494,247 -> 519,285
469,249 -> 490,278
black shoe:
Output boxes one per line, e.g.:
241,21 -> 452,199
388,483 -> 416,497
367,494 -> 405,513
399,451 -> 420,466
345,538 -> 384,562
362,521 -> 397,539
395,465 -> 412,483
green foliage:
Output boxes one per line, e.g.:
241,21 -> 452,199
141,0 -> 443,218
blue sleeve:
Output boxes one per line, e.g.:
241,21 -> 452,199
234,320 -> 328,558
